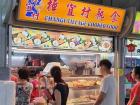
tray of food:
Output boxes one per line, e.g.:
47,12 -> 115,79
66,79 -> 101,90
67,95 -> 96,105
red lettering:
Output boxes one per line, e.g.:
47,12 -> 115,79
96,8 -> 104,20
47,0 -> 58,11
32,13 -> 39,20
67,3 -> 76,16
111,11 -> 120,22
81,7 -> 91,18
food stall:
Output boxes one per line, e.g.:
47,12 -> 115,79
11,27 -> 114,105
125,12 -> 140,104
9,0 -> 127,104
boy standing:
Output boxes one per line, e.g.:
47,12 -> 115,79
94,59 -> 116,105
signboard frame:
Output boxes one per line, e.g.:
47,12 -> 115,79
17,0 -> 126,33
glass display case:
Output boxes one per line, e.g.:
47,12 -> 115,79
58,54 -> 113,105
64,76 -> 101,105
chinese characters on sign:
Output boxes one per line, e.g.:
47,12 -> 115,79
96,8 -> 104,20
25,0 -> 120,21
111,11 -> 120,22
19,0 -> 126,32
81,7 -> 91,18
47,0 -> 58,11
67,3 -> 76,16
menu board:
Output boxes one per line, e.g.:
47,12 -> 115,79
12,27 -> 113,52
133,12 -> 140,34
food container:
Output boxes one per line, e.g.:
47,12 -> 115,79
32,59 -> 41,66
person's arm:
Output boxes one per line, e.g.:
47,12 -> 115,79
29,83 -> 33,102
29,83 -> 33,95
54,89 -> 61,105
127,86 -> 140,105
94,92 -> 106,105
94,78 -> 109,105
127,89 -> 133,105
127,96 -> 137,105
127,99 -> 131,105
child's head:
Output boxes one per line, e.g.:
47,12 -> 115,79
99,59 -> 112,75
18,68 -> 29,81
132,66 -> 140,81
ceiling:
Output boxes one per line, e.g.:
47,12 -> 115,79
80,0 -> 140,11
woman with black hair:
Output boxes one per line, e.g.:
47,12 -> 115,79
50,66 -> 69,105
16,68 -> 33,105
127,66 -> 140,105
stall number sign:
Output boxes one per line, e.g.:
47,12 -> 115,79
18,0 -> 126,32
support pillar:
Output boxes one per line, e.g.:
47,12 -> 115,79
0,1 -> 8,80
117,38 -> 126,105
0,1 -> 16,105
0,0 -> 16,80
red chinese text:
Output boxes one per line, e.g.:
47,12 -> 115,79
111,11 -> 120,22
47,0 -> 58,11
96,8 -> 104,20
67,3 -> 76,16
81,7 -> 91,18
32,13 -> 39,20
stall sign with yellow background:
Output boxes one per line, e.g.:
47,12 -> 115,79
18,0 -> 126,32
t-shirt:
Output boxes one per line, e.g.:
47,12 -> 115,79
16,82 -> 33,105
129,82 -> 140,105
100,74 -> 116,105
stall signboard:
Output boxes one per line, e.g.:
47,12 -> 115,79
12,27 -> 113,52
133,12 -> 140,34
18,0 -> 125,32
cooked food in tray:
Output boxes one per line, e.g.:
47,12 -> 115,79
67,95 -> 95,105
66,80 -> 101,88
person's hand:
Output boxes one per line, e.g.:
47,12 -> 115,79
29,103 -> 34,105
88,95 -> 97,100
49,100 -> 56,105
32,97 -> 46,105
126,89 -> 131,96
